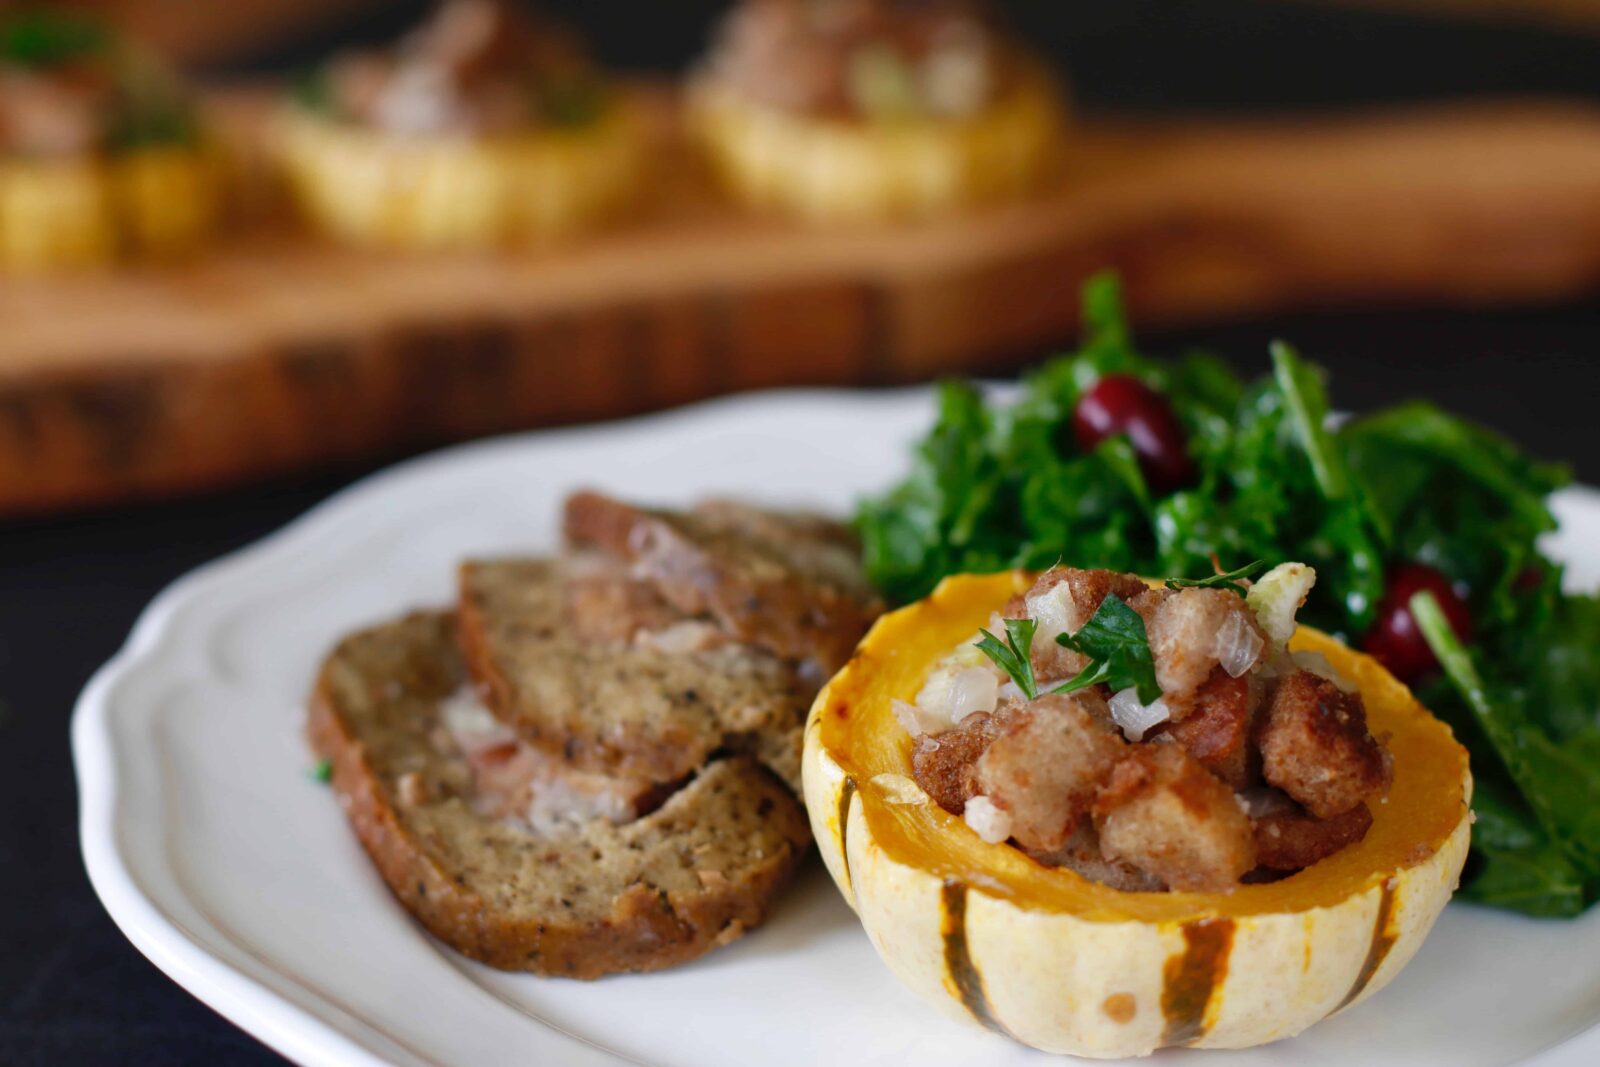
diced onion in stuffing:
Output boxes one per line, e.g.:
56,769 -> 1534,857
1215,609 -> 1265,678
1026,580 -> 1081,642
893,699 -> 948,737
1247,562 -> 1317,647
915,664 -> 998,727
1292,649 -> 1357,693
963,795 -> 1013,844
1109,687 -> 1172,742
949,666 -> 999,719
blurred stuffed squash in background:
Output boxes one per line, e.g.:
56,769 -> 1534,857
0,8 -> 220,272
688,0 -> 1064,222
276,0 -> 642,250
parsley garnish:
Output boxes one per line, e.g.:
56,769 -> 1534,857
974,617 -> 1040,700
1055,596 -> 1163,704
1165,560 -> 1267,597
976,595 -> 1162,705
309,758 -> 333,784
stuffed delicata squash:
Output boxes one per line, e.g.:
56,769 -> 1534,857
803,563 -> 1471,1057
688,0 -> 1064,223
0,10 -> 220,271
278,0 -> 641,249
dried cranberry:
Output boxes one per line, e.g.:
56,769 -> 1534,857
1071,374 -> 1194,493
1363,563 -> 1473,684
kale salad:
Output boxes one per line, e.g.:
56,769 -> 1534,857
858,274 -> 1600,917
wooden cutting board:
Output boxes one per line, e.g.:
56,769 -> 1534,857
5,91 -> 1600,516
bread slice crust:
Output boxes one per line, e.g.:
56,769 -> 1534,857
308,611 -> 811,979
458,558 -> 808,791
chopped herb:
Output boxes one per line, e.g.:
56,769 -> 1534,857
1165,560 -> 1267,597
309,758 -> 333,784
974,617 -> 1039,701
1055,596 -> 1162,704
975,596 -> 1162,706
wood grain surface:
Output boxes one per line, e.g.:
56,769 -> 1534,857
4,90 -> 1600,516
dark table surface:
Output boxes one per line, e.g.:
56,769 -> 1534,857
4,2 -> 1600,1065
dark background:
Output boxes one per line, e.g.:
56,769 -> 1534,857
4,2 -> 1599,1064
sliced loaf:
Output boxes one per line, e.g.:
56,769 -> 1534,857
307,611 -> 811,979
457,558 -> 810,791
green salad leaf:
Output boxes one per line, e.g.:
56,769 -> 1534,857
859,271 -> 1599,916
1416,590 -> 1600,887
1460,780 -> 1585,917
1272,341 -> 1349,503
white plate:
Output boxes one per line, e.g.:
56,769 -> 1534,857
75,387 -> 1600,1067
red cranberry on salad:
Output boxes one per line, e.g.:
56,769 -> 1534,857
1363,563 -> 1473,684
1072,374 -> 1195,493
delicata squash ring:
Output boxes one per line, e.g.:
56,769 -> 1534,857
802,571 -> 1471,1058
0,146 -> 220,271
276,104 -> 641,250
688,62 -> 1063,224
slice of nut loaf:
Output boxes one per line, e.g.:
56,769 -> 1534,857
563,491 -> 883,676
307,611 -> 811,979
458,558 -> 810,792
